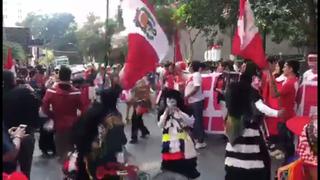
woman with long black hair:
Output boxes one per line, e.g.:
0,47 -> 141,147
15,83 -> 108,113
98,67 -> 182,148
68,88 -> 127,180
224,62 -> 284,180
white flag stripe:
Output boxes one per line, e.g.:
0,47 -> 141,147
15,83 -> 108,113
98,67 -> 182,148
238,0 -> 259,50
122,0 -> 169,62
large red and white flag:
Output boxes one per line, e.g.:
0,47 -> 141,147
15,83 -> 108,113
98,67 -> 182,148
232,0 -> 267,69
174,30 -> 183,63
4,48 -> 16,76
120,0 -> 169,89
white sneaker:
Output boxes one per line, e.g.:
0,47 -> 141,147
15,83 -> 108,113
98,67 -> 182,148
195,142 -> 207,149
275,153 -> 285,160
270,149 -> 282,157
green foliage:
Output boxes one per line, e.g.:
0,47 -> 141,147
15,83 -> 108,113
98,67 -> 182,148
172,0 -> 317,50
252,0 -> 317,51
3,41 -> 26,62
155,6 -> 177,44
173,0 -> 237,45
76,13 -> 118,63
38,49 -> 55,66
17,12 -> 78,50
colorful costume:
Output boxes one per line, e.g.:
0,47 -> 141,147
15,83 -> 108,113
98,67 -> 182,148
68,89 -> 127,180
224,63 -> 272,180
158,89 -> 200,179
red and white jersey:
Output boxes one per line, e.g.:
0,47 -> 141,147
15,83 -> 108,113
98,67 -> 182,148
302,69 -> 317,84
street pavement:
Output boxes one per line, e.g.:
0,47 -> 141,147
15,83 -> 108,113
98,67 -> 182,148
30,103 -> 282,180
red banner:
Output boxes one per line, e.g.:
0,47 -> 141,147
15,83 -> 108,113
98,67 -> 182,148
296,81 -> 318,116
201,73 -> 225,134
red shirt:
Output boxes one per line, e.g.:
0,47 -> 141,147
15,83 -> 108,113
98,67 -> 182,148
42,83 -> 84,133
279,77 -> 298,120
265,78 -> 283,136
164,71 -> 175,90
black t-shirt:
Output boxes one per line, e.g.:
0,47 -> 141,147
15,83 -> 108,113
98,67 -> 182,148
3,87 -> 41,133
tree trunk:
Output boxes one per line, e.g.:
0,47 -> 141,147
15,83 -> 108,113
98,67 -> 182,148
186,29 -> 193,62
262,27 -> 267,52
186,29 -> 202,62
305,0 -> 317,52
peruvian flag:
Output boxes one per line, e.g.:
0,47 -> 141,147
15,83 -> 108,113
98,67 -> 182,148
120,0 -> 169,90
4,48 -> 16,76
232,0 -> 267,69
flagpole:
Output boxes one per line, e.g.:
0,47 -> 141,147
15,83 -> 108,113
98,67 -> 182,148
173,33 -> 176,64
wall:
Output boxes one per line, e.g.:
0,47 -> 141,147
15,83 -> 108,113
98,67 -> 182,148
177,28 -> 300,61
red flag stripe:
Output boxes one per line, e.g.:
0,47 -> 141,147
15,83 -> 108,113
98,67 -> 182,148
4,48 -> 13,70
231,0 -> 267,69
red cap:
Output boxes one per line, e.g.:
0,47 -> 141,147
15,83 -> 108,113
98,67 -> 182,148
286,116 -> 311,136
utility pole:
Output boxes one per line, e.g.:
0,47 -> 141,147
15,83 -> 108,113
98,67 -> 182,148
103,0 -> 109,87
105,0 -> 109,66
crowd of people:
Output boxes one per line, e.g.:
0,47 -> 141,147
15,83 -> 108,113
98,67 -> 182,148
2,53 -> 317,180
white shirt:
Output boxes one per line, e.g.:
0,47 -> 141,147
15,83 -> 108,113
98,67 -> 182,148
184,72 -> 204,104
302,69 -> 317,84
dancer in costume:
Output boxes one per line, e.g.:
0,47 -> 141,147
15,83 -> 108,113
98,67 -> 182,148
224,62 -> 284,180
66,88 -> 127,180
158,89 -> 200,179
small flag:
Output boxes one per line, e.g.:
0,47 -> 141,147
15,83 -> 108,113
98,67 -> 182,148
4,48 -> 16,76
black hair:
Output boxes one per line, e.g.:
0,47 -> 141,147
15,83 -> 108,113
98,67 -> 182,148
59,65 -> 72,81
161,89 -> 191,115
72,88 -> 121,179
199,62 -> 207,69
276,60 -> 285,77
267,56 -> 278,64
190,61 -> 202,72
16,78 -> 26,85
218,61 -> 228,68
164,62 -> 173,68
29,70 -> 36,78
286,60 -> 300,76
3,70 -> 15,91
240,62 -> 261,84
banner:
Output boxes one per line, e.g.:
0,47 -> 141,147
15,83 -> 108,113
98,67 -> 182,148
296,81 -> 318,116
201,73 -> 224,134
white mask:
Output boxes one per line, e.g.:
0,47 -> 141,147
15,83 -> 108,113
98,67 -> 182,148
166,98 -> 177,109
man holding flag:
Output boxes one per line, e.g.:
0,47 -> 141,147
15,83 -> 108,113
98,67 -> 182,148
226,0 -> 272,179
120,0 -> 169,144
120,0 -> 169,90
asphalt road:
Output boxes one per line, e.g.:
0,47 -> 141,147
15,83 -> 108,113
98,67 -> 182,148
30,103 -> 282,180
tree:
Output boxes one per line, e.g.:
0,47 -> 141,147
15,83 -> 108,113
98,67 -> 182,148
174,0 -> 317,55
17,12 -> 78,50
38,49 -> 55,66
252,0 -> 317,53
3,41 -> 26,62
16,13 -> 49,39
76,13 -> 117,63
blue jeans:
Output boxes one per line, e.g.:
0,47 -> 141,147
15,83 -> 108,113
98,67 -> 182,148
189,100 -> 205,143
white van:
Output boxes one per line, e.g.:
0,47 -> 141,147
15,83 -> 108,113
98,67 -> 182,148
54,56 -> 70,67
